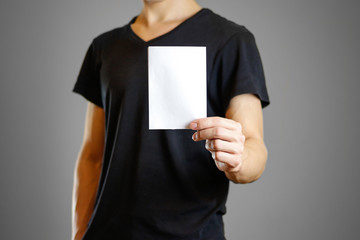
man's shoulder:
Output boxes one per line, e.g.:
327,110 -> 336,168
91,24 -> 129,47
201,9 -> 254,42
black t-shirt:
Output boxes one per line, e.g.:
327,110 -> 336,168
72,8 -> 270,240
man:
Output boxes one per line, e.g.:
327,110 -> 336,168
72,0 -> 270,239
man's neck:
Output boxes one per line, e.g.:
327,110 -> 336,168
138,0 -> 202,26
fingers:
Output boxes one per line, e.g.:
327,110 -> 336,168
191,117 -> 244,143
193,127 -> 245,143
190,117 -> 245,173
205,140 -> 244,172
205,139 -> 244,154
190,116 -> 242,131
210,151 -> 242,172
214,159 -> 227,171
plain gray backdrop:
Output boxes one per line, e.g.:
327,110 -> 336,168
1,0 -> 359,239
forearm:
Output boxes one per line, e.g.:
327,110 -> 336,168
225,137 -> 268,184
72,152 -> 102,240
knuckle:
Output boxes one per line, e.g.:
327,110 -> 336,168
239,144 -> 244,154
197,119 -> 205,129
213,139 -> 221,150
229,157 -> 241,168
203,118 -> 209,127
214,151 -> 222,160
235,133 -> 245,143
206,117 -> 216,127
231,163 -> 241,171
233,134 -> 241,143
214,117 -> 222,125
234,146 -> 241,154
214,127 -> 223,138
228,161 -> 237,168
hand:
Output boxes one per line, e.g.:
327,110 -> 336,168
190,117 -> 246,173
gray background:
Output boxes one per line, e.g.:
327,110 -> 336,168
0,0 -> 359,239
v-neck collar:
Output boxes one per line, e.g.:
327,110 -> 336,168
127,8 -> 210,45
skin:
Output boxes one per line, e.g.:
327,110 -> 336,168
190,93 -> 268,183
131,0 -> 202,42
72,103 -> 105,240
72,0 -> 268,239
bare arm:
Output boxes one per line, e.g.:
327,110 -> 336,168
190,93 -> 268,184
72,102 -> 105,240
223,93 -> 268,183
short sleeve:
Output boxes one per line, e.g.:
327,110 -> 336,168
72,40 -> 103,108
217,29 -> 270,110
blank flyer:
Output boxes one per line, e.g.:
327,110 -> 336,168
148,46 -> 207,130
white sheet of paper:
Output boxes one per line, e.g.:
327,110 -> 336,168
148,46 -> 207,130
